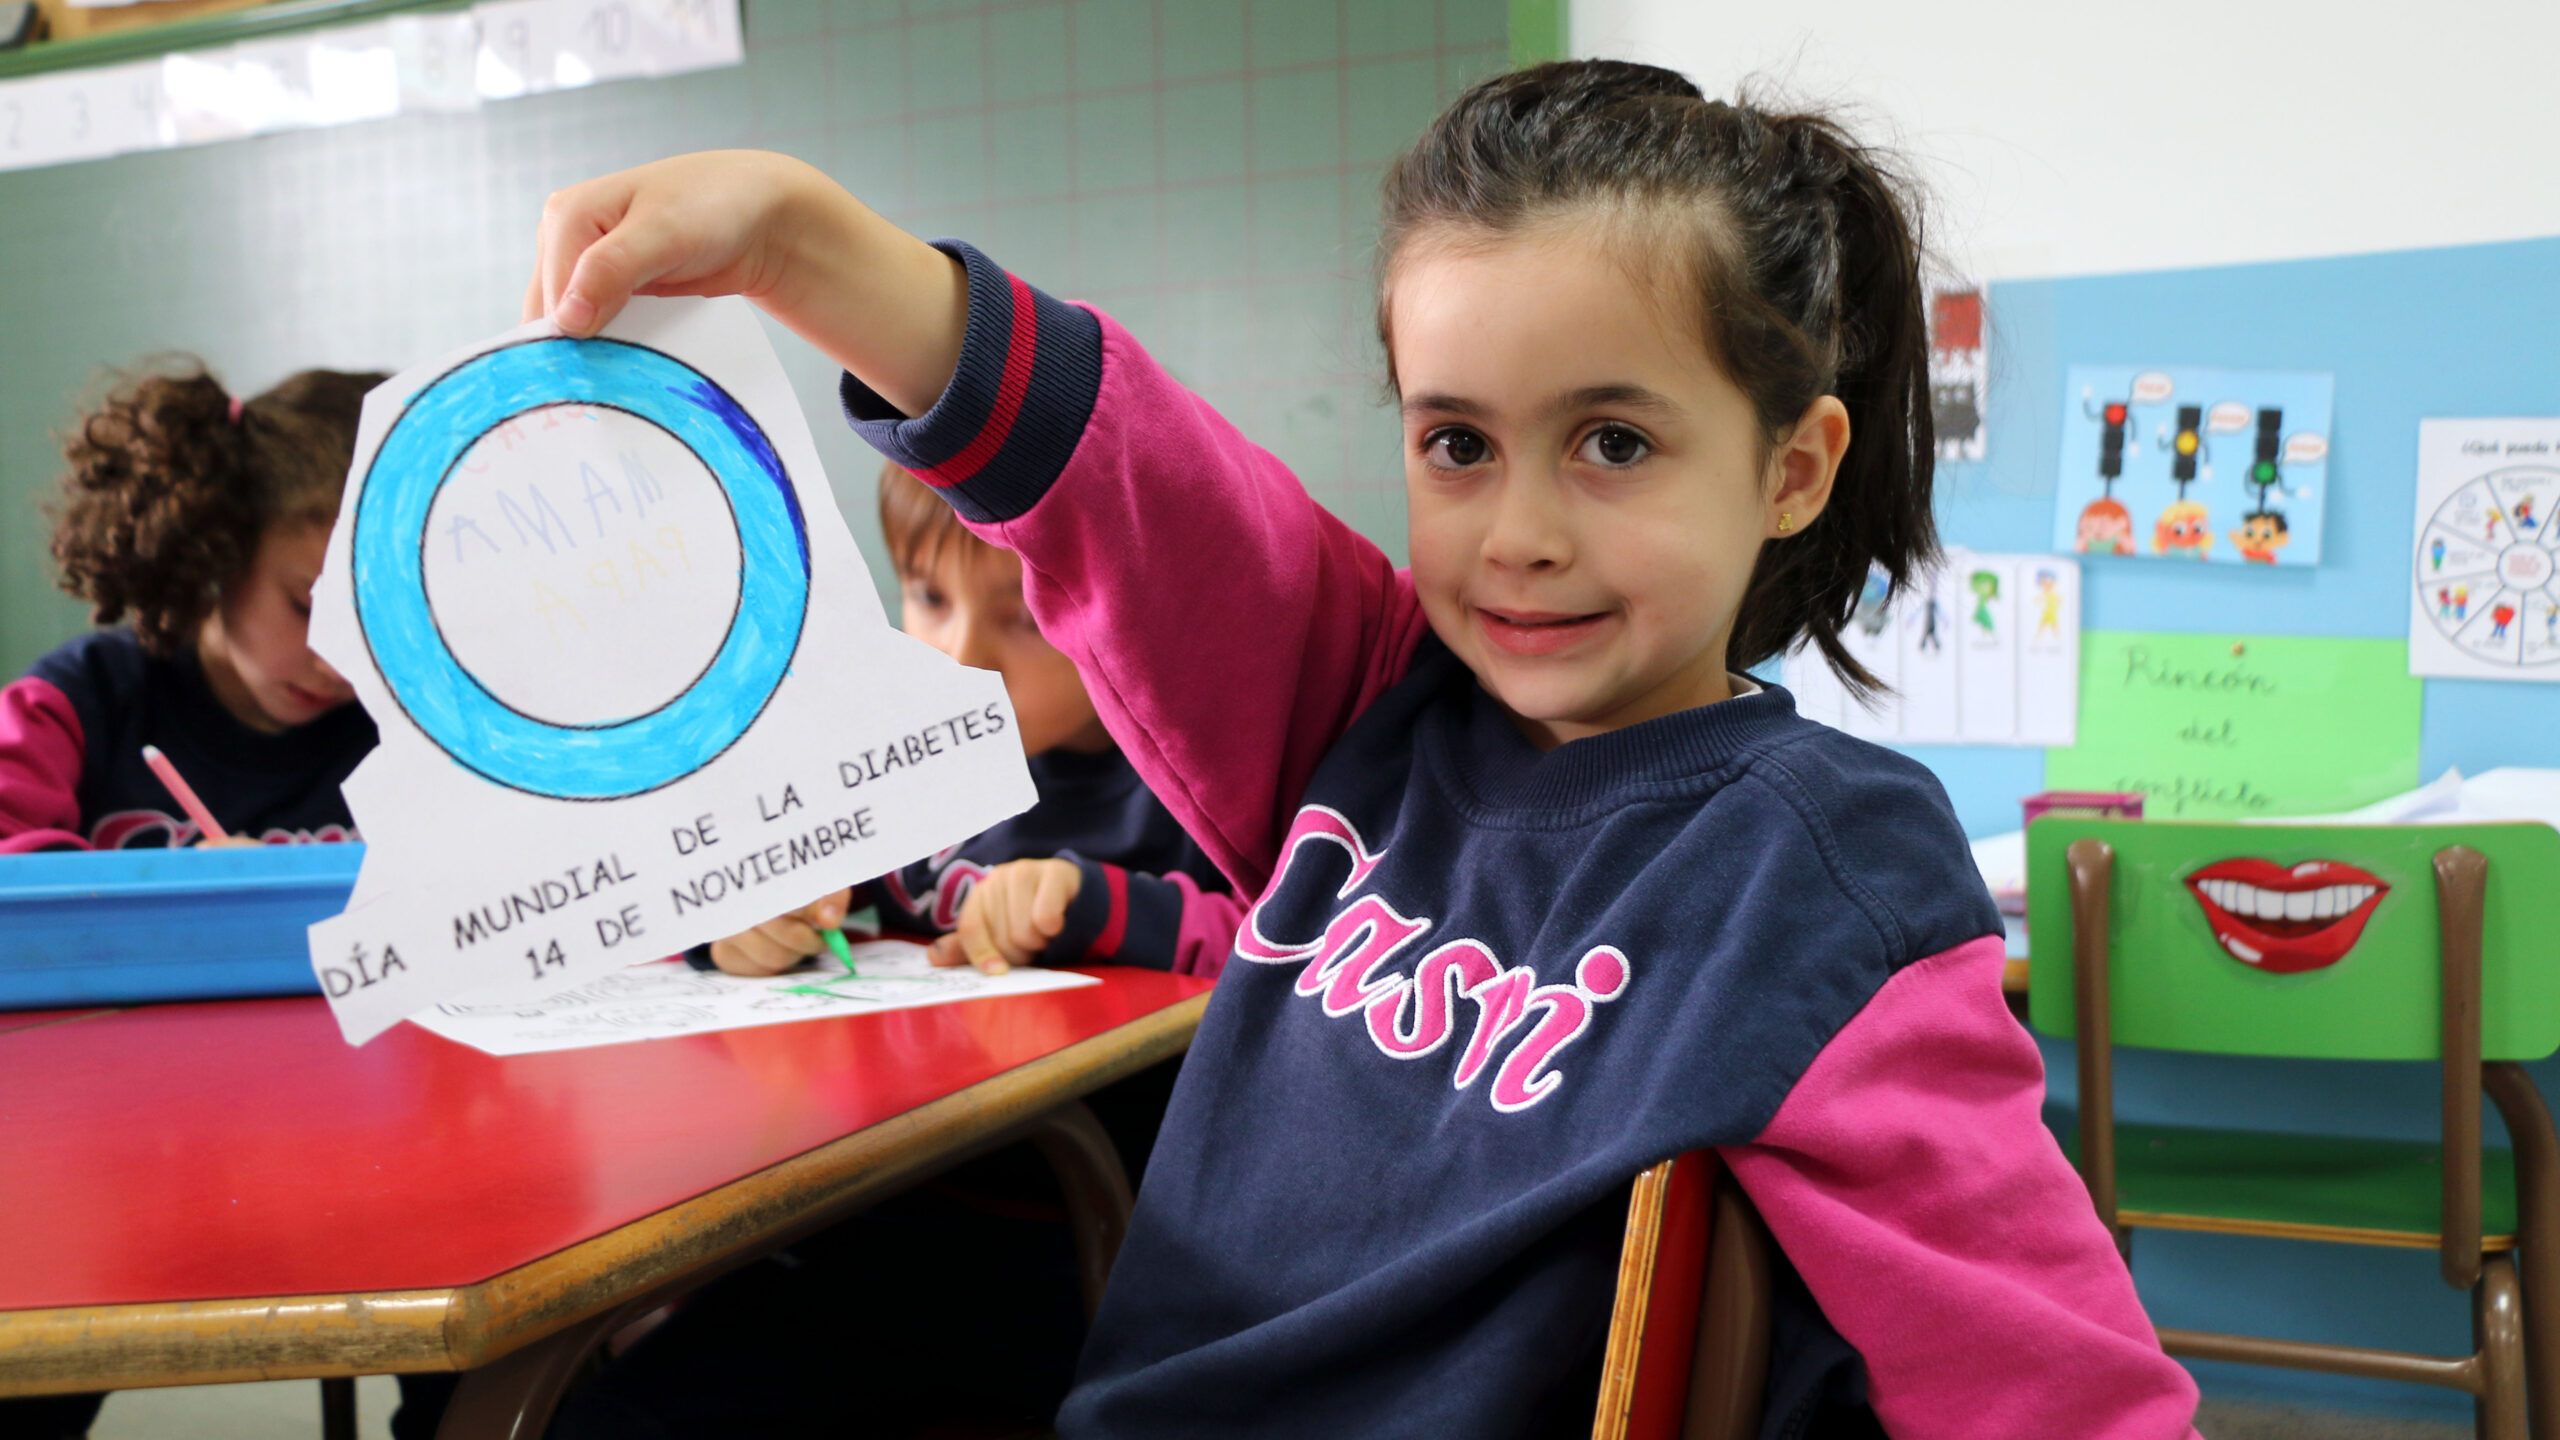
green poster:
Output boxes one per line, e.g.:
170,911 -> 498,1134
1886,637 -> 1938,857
2044,631 -> 2423,820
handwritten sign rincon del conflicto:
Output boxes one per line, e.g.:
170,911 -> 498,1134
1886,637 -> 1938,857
2043,631 -> 2422,820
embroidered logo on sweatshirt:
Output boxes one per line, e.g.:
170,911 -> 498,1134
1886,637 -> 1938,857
1238,806 -> 1629,1113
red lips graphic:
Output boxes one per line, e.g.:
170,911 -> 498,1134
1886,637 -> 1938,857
2184,858 -> 2390,974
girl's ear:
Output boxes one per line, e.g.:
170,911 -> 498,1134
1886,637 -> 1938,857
1765,395 -> 1851,539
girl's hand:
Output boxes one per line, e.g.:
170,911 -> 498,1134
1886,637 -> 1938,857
707,888 -> 853,977
525,150 -> 970,417
929,859 -> 1082,975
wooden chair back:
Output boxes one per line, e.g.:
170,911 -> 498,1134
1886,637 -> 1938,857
1591,1151 -> 1774,1440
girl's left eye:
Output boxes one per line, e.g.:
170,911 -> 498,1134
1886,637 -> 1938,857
1575,425 -> 1651,468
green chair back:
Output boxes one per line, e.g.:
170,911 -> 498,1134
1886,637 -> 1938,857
2025,819 -> 2560,1062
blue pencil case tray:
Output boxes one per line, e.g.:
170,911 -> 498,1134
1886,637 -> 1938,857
0,844 -> 361,1008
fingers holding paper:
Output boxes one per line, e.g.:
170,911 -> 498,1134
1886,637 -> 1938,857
522,150 -> 971,419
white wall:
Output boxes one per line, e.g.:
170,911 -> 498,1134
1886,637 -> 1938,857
1573,0 -> 2560,280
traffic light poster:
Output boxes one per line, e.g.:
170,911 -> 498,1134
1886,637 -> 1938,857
2055,365 -> 2334,567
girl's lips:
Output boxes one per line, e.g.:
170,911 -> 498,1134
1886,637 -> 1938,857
1474,606 -> 1610,658
2183,857 -> 2390,974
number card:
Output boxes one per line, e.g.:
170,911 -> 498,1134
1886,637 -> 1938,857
306,298 -> 1035,1044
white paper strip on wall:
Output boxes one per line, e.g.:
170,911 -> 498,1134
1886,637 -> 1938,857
391,12 -> 483,112
1783,550 -> 2081,747
0,61 -> 161,169
0,0 -> 734,174
474,0 -> 740,99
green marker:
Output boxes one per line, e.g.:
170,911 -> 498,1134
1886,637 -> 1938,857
822,927 -> 858,978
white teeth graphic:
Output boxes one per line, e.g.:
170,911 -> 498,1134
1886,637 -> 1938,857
2200,880 -> 2377,925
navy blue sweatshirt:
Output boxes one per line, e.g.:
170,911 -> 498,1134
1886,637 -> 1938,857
0,629 -> 373,851
839,245 -> 2198,1439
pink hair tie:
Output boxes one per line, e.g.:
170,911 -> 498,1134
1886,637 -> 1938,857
226,395 -> 244,425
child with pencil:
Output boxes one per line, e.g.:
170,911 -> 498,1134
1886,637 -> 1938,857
529,62 -> 2198,1437
695,460 -> 1244,981
0,362 -> 383,853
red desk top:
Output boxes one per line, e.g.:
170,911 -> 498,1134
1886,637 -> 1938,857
0,969 -> 1209,1312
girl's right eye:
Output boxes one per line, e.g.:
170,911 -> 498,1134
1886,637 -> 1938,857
1422,427 -> 1491,471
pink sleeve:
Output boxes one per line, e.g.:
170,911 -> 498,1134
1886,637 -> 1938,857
1162,877 -> 1245,980
1723,935 -> 2201,1439
982,314 -> 1432,896
0,677 -> 92,853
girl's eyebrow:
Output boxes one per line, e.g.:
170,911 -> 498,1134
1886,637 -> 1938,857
1554,383 -> 1681,418
1400,384 -> 1682,421
1400,392 -> 1486,419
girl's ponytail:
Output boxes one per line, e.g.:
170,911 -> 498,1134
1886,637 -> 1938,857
1380,62 -> 1940,698
1734,111 -> 1938,696
52,361 -> 384,654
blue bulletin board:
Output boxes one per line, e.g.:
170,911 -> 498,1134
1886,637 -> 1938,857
1905,233 -> 2560,842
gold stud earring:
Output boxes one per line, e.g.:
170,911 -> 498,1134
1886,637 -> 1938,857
1777,511 -> 1793,533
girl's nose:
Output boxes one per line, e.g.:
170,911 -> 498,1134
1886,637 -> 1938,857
1479,470 -> 1571,572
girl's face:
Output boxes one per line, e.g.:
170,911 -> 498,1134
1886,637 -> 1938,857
900,541 -> 1110,756
199,519 -> 357,733
1391,225 -> 1847,749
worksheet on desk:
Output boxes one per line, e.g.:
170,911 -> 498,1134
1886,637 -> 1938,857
408,938 -> 1097,1056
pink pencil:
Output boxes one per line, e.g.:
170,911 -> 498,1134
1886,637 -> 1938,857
140,744 -> 231,844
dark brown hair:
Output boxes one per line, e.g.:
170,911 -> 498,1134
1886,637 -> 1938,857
52,360 -> 384,654
877,460 -> 995,580
1378,60 -> 1937,696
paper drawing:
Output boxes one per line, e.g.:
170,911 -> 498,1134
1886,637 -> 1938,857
307,298 -> 1036,1043
2407,418 -> 2560,682
410,938 -> 1099,1056
1928,285 -> 1988,463
2055,366 -> 2334,567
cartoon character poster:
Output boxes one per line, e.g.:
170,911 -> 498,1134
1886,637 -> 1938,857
1785,551 -> 2078,747
2052,365 -> 2334,567
1928,285 -> 1988,463
2407,418 -> 2560,682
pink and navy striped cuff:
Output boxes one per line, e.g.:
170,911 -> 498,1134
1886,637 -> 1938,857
839,240 -> 1104,525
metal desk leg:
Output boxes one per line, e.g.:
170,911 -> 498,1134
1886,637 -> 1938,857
1024,1101 -> 1134,1323
320,1376 -> 357,1440
432,1306 -> 636,1440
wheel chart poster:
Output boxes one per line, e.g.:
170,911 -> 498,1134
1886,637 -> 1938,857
306,297 -> 1035,1043
2408,418 -> 2560,683
2054,365 -> 2334,567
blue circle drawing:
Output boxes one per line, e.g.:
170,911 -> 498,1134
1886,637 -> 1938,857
353,338 -> 809,801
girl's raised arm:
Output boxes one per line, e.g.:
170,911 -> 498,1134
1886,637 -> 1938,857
531,156 -> 1431,895
840,243 -> 1430,896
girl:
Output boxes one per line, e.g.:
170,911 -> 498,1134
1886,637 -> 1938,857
525,63 -> 2198,1439
0,363 -> 382,852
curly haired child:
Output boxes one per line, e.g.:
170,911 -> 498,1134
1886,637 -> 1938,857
0,361 -> 384,852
